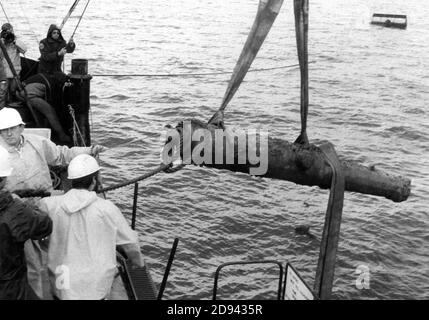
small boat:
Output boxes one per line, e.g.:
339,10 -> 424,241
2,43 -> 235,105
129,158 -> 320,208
370,13 -> 407,29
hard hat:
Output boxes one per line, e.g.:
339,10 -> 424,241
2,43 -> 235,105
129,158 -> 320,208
0,145 -> 12,177
0,108 -> 25,130
68,154 -> 100,180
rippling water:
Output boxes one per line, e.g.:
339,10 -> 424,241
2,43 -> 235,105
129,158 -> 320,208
9,0 -> 429,299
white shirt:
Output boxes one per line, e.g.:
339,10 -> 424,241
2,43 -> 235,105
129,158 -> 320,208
0,133 -> 90,192
39,189 -> 139,300
0,38 -> 27,78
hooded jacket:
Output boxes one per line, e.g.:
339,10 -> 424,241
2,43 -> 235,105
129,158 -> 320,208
0,190 -> 52,300
39,189 -> 139,300
38,24 -> 76,75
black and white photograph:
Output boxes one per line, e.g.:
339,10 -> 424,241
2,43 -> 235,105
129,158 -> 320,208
0,0 -> 427,307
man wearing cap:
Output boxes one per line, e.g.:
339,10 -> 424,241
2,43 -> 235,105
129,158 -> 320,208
0,145 -> 52,300
0,107 -> 105,298
39,154 -> 144,300
0,23 -> 27,101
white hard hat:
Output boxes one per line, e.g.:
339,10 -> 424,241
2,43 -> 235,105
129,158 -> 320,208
0,145 -> 12,177
68,154 -> 100,180
0,108 -> 25,130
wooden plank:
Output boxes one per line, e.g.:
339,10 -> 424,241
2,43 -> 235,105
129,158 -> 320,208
372,13 -> 407,19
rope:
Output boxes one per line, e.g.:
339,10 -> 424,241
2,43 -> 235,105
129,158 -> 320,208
0,1 -> 10,23
97,163 -> 174,193
68,105 -> 86,147
91,62 -> 314,78
50,169 -> 62,189
16,162 -> 186,197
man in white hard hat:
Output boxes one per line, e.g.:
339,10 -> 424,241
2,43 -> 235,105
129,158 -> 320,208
0,145 -> 52,300
39,154 -> 144,300
0,107 -> 105,299
0,107 -> 104,193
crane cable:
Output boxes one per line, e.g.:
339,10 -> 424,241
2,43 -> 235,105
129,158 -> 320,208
0,1 -> 10,24
91,62 -> 313,78
71,0 -> 91,38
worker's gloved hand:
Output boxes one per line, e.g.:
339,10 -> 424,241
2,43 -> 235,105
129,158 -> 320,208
90,145 -> 106,157
58,48 -> 67,56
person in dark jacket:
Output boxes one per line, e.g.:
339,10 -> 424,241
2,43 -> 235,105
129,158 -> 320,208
0,54 -> 7,109
38,24 -> 75,75
0,145 -> 52,300
0,49 -> 8,110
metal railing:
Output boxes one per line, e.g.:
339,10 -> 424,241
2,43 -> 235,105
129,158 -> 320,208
213,260 -> 284,300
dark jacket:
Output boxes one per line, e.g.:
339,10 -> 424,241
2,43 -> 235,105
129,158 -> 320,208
0,190 -> 52,300
0,58 -> 6,81
0,62 -> 6,110
38,24 -> 76,75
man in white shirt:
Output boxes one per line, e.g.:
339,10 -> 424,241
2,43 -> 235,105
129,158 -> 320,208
39,154 -> 144,300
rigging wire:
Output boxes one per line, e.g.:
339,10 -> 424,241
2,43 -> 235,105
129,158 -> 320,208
60,0 -> 81,29
91,61 -> 315,78
71,0 -> 91,38
0,1 -> 10,23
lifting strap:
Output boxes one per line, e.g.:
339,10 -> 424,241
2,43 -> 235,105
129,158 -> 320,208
208,0 -> 284,124
314,142 -> 345,300
293,0 -> 309,145
60,0 -> 81,29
